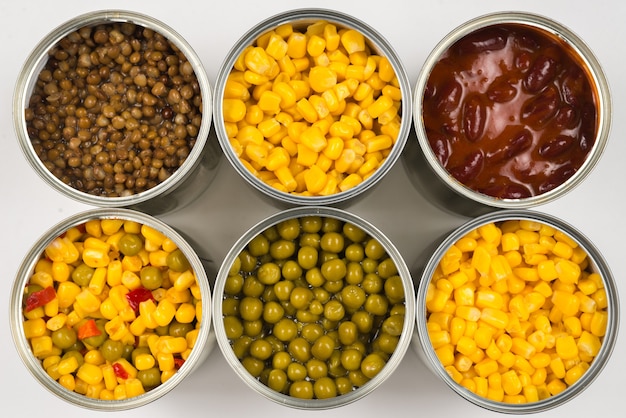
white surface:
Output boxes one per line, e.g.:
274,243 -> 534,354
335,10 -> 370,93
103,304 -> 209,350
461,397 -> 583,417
1,0 -> 623,416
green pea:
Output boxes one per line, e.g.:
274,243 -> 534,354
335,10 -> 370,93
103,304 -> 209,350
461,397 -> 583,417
277,218 -> 301,240
298,246 -> 318,270
314,376 -> 337,399
382,314 -> 405,337
101,338 -> 124,362
137,367 -> 161,389
239,249 -> 258,273
320,231 -> 344,253
224,273 -> 244,296
273,317 -> 298,342
360,353 -> 386,378
306,358 -> 328,380
281,260 -> 302,281
338,321 -> 358,345
341,284 -> 366,310
166,249 -> 190,272
223,315 -> 244,340
336,376 -> 353,395
239,296 -> 263,321
248,234 -> 270,257
345,243 -> 365,262
384,275 -> 405,303
362,273 -> 383,294
320,258 -> 347,281
118,233 -> 143,256
269,239 -> 296,260
340,348 -> 363,371
345,262 -> 364,285
321,217 -> 341,233
273,280 -> 294,301
242,276 -> 265,298
242,356 -> 265,377
232,335 -> 253,359
299,232 -> 321,248
311,335 -> 335,361
364,238 -> 386,260
51,327 -> 77,350
140,266 -> 163,290
267,369 -> 288,393
243,319 -> 263,337
323,299 -> 345,322
169,320 -> 194,338
249,339 -> 273,360
289,380 -> 314,399
223,297 -> 239,316
263,301 -> 284,324
71,263 -> 94,286
300,216 -> 322,233
343,223 -> 367,243
257,262 -> 281,285
289,287 -> 313,310
365,293 -> 389,316
272,351 -> 292,370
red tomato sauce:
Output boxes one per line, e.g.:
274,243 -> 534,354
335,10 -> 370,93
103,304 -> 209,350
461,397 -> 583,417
422,24 -> 597,199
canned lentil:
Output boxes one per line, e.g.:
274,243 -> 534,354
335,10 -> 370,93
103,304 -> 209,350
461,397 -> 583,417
213,206 -> 415,408
14,10 -> 219,215
214,9 -> 412,207
413,210 -> 619,413
405,12 -> 611,217
10,208 -> 214,410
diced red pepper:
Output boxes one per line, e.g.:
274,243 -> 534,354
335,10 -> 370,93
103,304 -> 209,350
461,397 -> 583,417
77,318 -> 101,340
125,287 -> 155,312
112,362 -> 129,379
174,357 -> 185,369
25,286 -> 56,312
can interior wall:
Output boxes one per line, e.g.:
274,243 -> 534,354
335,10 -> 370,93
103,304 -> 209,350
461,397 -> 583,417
213,8 -> 413,208
212,206 -> 416,409
407,11 -> 611,217
13,10 -> 218,215
413,209 -> 619,414
10,208 -> 215,410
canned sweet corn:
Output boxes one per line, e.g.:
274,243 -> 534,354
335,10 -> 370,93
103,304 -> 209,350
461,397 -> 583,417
413,210 -> 619,413
10,208 -> 214,410
214,9 -> 412,207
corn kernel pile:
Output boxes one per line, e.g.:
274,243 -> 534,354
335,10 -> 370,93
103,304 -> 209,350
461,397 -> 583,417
425,219 -> 608,404
22,219 -> 203,400
222,20 -> 403,196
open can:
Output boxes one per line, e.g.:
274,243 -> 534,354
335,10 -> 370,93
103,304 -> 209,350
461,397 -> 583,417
413,209 -> 619,413
10,208 -> 215,410
213,206 -> 416,408
214,9 -> 412,207
13,10 -> 219,215
406,12 -> 611,217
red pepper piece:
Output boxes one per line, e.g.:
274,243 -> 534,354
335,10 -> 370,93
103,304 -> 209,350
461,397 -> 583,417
25,286 -> 56,312
174,357 -> 185,369
77,318 -> 101,340
126,287 -> 155,312
112,362 -> 129,379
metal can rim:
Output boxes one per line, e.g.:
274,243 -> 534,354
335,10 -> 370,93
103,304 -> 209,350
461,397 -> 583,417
213,8 -> 413,206
415,209 -> 620,414
9,207 -> 213,411
412,11 -> 612,209
13,10 -> 213,208
212,206 -> 416,409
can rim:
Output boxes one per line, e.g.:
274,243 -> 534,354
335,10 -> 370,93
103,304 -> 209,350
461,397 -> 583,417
13,10 -> 213,208
213,8 -> 413,206
415,209 -> 620,414
212,206 -> 416,409
9,208 -> 213,410
412,11 -> 612,209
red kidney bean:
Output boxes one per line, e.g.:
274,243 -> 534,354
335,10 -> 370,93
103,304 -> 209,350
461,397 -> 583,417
486,77 -> 518,103
487,129 -> 533,163
521,85 -> 560,128
428,131 -> 450,165
515,52 -> 531,72
462,96 -> 486,142
561,67 -> 586,105
449,150 -> 484,183
578,102 -> 597,153
523,56 -> 558,93
435,80 -> 463,113
454,27 -> 508,55
538,164 -> 576,194
554,104 -> 579,130
539,135 -> 575,158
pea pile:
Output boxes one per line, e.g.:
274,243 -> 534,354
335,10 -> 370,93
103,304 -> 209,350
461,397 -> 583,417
222,215 -> 406,400
25,22 -> 203,197
222,20 -> 404,196
425,219 -> 608,404
21,218 -> 204,400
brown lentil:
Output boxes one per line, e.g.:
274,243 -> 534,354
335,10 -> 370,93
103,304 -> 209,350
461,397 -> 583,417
25,22 -> 203,197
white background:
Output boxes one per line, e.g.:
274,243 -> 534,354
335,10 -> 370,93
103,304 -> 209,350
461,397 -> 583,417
1,0 -> 624,417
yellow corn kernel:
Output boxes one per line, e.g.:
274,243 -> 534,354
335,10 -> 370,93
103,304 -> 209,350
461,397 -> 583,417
224,79 -> 251,101
476,289 -> 504,310
172,270 -> 196,293
134,353 -> 156,371
366,96 -> 393,119
51,261 -> 70,283
464,320 -> 478,338
74,289 -> 101,314
555,259 -> 581,284
24,317 -> 47,339
533,281 -> 553,299
364,134 -> 393,154
156,352 -> 175,372
175,302 -> 196,324
453,284 -> 475,307
76,363 -> 103,386
286,31 -> 307,59
481,308 -> 509,329
511,337 -> 536,360
456,335 -> 477,357
302,165 -> 327,194
486,340 -> 502,360
471,246 -> 492,277
454,353 -> 474,372
257,90 -> 282,114
455,306 -> 481,322
299,126 -> 327,153
295,98 -> 318,123
555,335 -> 579,360
474,326 -> 495,350
378,57 -> 395,82
551,290 -> 580,317
497,351 -> 516,369
501,370 -> 523,395
578,331 -> 602,357
592,288 -> 608,310
449,316 -> 466,345
546,378 -> 567,396
158,336 -> 188,354
428,329 -> 451,349
272,166 -> 297,192
564,316 -> 582,337
590,310 -> 608,337
434,344 -> 455,367
265,33 -> 288,60
45,237 -> 80,264
444,365 -> 463,384
123,378 -> 145,398
577,278 -> 598,296
341,29 -> 365,54
88,267 -> 107,296
527,330 -> 548,353
46,313 -> 67,332
475,358 -> 499,378
120,270 -> 141,291
57,355 -> 79,375
571,247 -> 588,265
82,248 -> 109,269
153,299 -> 177,328
338,173 -> 362,192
